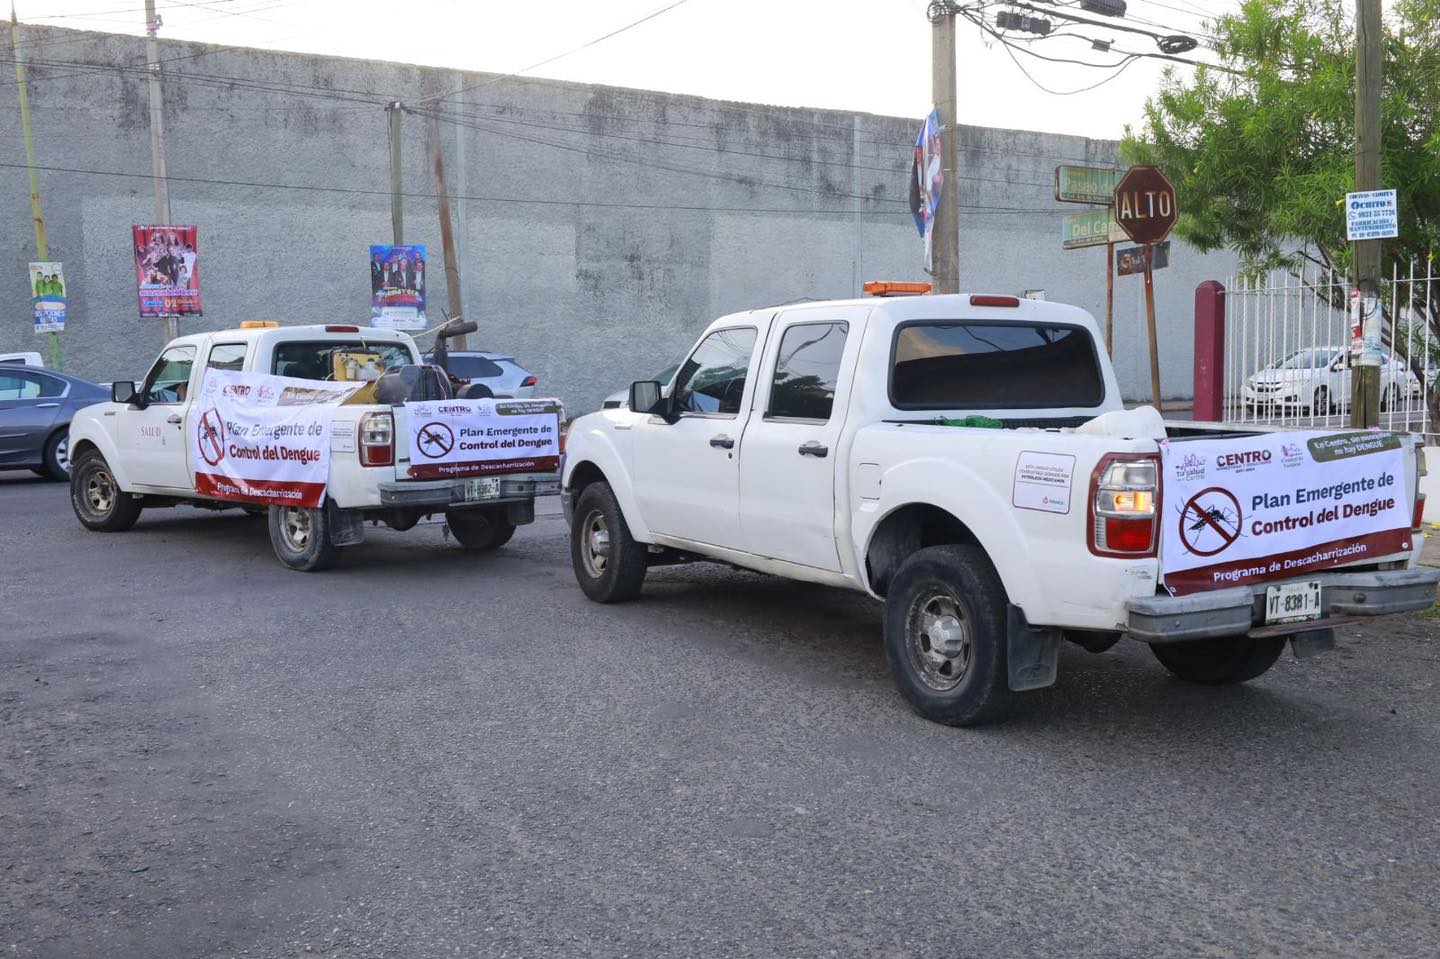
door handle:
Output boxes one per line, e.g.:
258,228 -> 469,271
35,402 -> 60,409
798,441 -> 829,458
166,414 -> 183,425
709,434 -> 735,450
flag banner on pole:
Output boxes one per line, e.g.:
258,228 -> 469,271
29,262 -> 66,333
909,109 -> 943,269
370,244 -> 427,330
133,225 -> 201,317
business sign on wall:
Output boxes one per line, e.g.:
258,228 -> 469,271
134,225 -> 202,317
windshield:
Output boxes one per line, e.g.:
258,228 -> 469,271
1270,349 -> 1336,370
272,340 -> 413,380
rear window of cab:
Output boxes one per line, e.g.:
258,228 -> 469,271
889,320 -> 1105,410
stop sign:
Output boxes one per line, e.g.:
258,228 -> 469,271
1113,165 -> 1178,245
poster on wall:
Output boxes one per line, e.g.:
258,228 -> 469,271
133,224 -> 202,317
908,109 -> 943,270
370,244 -> 427,330
29,262 -> 66,333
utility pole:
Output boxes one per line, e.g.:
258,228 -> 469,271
387,101 -> 404,245
143,0 -> 176,342
423,100 -> 467,349
10,4 -> 59,369
929,2 -> 960,293
1350,0 -> 1382,428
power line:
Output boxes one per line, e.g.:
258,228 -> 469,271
415,0 -> 693,105
0,159 -> 1064,216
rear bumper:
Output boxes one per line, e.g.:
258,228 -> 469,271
378,472 -> 561,509
1127,566 -> 1440,643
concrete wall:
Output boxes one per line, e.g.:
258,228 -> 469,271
0,24 -> 1239,414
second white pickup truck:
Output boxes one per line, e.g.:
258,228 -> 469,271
68,322 -> 560,570
562,291 -> 1438,726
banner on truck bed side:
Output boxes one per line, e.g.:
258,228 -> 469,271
1159,431 -> 1412,595
405,398 -> 561,480
192,370 -> 359,509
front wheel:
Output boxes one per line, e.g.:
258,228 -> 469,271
882,545 -> 1012,727
1312,386 -> 1330,415
70,451 -> 142,531
268,504 -> 339,571
570,481 -> 647,603
1149,635 -> 1286,685
446,507 -> 516,550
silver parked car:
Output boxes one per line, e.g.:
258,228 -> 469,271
0,366 -> 109,479
422,350 -> 538,398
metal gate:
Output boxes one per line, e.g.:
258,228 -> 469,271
1222,261 -> 1435,441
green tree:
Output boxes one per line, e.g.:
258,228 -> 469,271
1122,0 -> 1440,409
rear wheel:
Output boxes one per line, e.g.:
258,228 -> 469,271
42,431 -> 70,480
1312,386 -> 1330,415
1381,384 -> 1401,411
268,504 -> 339,572
446,507 -> 516,550
70,451 -> 142,531
1149,636 -> 1286,685
570,481 -> 647,603
882,545 -> 1012,727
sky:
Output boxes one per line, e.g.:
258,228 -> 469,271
14,0 -> 1239,140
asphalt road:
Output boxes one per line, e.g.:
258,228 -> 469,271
3,471 -> 1439,959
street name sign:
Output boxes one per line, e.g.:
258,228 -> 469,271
1054,165 -> 1122,205
1345,189 -> 1398,241
1061,209 -> 1127,250
1113,165 -> 1178,245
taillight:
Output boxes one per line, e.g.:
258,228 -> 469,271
969,294 -> 1020,308
359,412 -> 394,467
521,375 -> 537,387
1415,447 -> 1428,530
1089,454 -> 1160,557
1413,494 -> 1426,531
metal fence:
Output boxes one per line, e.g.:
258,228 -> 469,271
1222,261 -> 1436,442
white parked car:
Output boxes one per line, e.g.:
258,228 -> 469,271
561,292 -> 1436,726
423,350 -> 538,398
1244,347 -> 1416,413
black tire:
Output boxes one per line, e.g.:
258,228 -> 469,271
41,430 -> 70,480
446,507 -> 516,550
570,481 -> 647,603
882,545 -> 1012,727
69,451 -> 143,532
1149,635 -> 1287,685
1381,384 -> 1401,411
1313,386 -> 1330,415
267,504 -> 339,572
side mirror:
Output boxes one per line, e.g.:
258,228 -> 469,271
629,379 -> 664,416
112,380 -> 138,405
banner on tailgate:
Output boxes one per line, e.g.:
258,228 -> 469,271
406,398 -> 561,479
1159,431 -> 1412,595
193,371 -> 359,508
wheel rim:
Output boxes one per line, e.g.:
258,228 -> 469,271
580,508 -> 610,578
279,507 -> 311,550
84,466 -> 115,515
55,436 -> 69,474
907,589 -> 972,691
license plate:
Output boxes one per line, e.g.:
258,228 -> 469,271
1264,580 -> 1323,624
460,477 -> 500,502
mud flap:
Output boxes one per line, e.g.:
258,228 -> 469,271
327,502 -> 366,547
1290,628 -> 1336,659
1008,605 -> 1061,692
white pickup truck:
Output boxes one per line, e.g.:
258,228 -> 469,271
68,323 -> 560,570
561,291 -> 1438,726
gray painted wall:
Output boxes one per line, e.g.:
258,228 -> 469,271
1,24 -> 1238,413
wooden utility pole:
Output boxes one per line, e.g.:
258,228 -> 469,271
387,101 -> 404,245
424,102 -> 467,349
10,4 -> 58,369
1350,0 -> 1383,427
143,0 -> 176,342
929,4 -> 960,293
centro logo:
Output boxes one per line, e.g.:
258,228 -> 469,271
438,404 -> 470,415
1216,450 -> 1271,469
